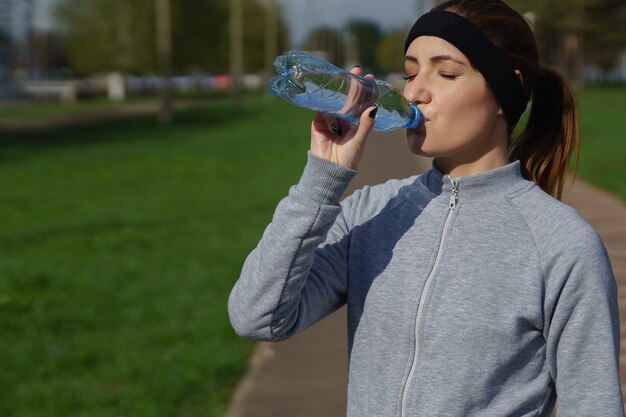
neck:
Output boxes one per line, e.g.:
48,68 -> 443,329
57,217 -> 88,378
435,146 -> 510,178
435,120 -> 510,178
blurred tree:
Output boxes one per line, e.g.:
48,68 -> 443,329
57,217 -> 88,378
56,0 -> 289,74
302,26 -> 347,66
0,30 -> 8,46
240,0 -> 289,72
57,0 -> 156,73
583,0 -> 626,71
170,0 -> 288,73
345,19 -> 382,71
507,0 -> 626,84
0,30 -> 8,56
170,0 -> 228,73
32,31 -> 71,73
156,0 -> 172,122
0,30 -> 10,81
375,30 -> 406,73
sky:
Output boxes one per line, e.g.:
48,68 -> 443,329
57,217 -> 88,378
277,0 -> 434,48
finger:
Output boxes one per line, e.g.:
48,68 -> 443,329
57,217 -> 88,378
349,66 -> 363,76
312,112 -> 332,132
320,113 -> 345,136
364,73 -> 375,79
331,123 -> 344,136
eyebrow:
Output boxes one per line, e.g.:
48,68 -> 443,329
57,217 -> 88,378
404,54 -> 467,66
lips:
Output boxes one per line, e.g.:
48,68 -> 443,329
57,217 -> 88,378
410,115 -> 429,133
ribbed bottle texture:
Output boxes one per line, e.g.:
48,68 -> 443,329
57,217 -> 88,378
269,51 -> 423,131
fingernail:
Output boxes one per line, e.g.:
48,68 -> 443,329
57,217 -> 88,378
369,107 -> 378,119
331,123 -> 343,136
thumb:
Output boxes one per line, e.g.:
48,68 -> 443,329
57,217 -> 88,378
352,106 -> 378,148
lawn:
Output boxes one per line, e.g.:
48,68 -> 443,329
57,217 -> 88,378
0,91 -> 229,123
0,95 -> 312,416
0,86 -> 623,417
0,97 -> 144,122
575,86 -> 626,199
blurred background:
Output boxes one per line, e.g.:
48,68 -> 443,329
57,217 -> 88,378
0,0 -> 624,106
0,0 -> 624,416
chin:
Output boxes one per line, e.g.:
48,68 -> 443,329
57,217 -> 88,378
406,130 -> 430,156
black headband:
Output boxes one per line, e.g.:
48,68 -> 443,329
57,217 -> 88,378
405,11 -> 527,127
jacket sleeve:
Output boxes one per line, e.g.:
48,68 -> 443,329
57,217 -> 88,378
228,152 -> 359,341
544,228 -> 625,416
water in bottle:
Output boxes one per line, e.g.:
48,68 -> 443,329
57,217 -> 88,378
269,50 -> 423,131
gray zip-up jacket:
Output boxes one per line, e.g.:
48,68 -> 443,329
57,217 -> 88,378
228,153 -> 624,416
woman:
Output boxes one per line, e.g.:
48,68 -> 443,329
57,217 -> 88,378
228,0 -> 624,415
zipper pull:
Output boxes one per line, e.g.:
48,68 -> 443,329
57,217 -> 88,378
449,178 -> 459,210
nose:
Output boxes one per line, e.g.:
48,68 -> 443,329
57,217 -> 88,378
403,76 -> 431,105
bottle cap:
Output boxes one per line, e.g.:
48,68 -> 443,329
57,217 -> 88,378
404,104 -> 424,129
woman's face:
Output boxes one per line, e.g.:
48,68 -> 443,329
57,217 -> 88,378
403,36 -> 507,168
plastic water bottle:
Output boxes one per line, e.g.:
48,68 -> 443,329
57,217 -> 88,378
269,50 -> 423,132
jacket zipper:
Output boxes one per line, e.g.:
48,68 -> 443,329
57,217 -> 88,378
400,177 -> 459,417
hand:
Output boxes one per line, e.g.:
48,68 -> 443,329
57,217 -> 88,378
310,67 -> 378,170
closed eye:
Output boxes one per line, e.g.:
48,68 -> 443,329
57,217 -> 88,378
403,74 -> 417,81
440,73 -> 459,80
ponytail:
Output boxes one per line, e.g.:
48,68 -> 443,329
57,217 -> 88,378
509,66 -> 580,200
432,0 -> 580,200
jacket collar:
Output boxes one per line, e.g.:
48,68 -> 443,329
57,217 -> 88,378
421,160 -> 533,204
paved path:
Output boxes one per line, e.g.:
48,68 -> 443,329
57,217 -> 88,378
226,129 -> 626,416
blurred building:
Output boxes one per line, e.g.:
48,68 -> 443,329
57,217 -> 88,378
0,0 -> 34,76
0,0 -> 53,97
0,0 -> 60,40
0,0 -> 63,76
0,0 -> 13,35
0,0 -> 14,82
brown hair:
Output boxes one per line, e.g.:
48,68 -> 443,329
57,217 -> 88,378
433,0 -> 580,200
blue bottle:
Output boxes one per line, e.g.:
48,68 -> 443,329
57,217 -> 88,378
269,50 -> 423,131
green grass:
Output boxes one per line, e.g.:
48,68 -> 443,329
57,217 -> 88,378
0,95 -> 312,416
0,97 -> 146,122
0,86 -> 624,416
0,91 -> 231,122
575,86 -> 626,200
510,86 -> 626,201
